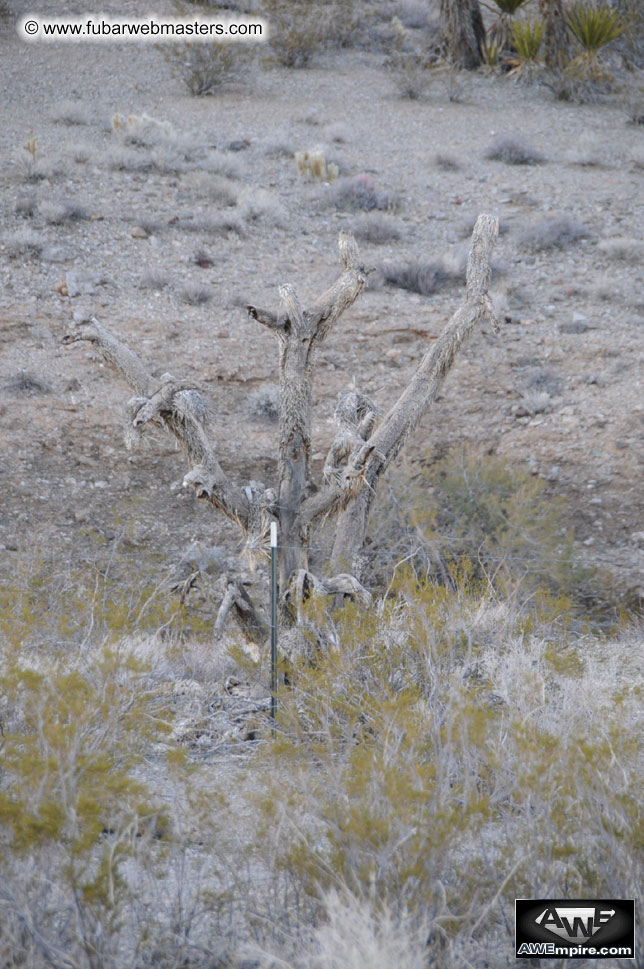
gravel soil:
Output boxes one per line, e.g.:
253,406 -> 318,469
1,0 -> 643,603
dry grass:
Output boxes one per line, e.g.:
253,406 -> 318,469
380,256 -> 462,295
518,215 -> 589,249
14,192 -> 38,217
350,212 -> 403,244
51,100 -> 93,126
38,199 -> 90,225
237,187 -> 287,225
178,282 -> 214,305
139,268 -> 169,291
0,512 -> 641,969
483,134 -> 546,165
376,246 -> 501,296
598,236 -> 644,262
181,170 -> 241,205
175,211 -> 245,235
434,152 -> 461,171
201,151 -> 245,179
331,173 -> 397,212
4,371 -> 51,396
106,146 -> 156,173
248,385 -> 280,422
2,228 -> 44,259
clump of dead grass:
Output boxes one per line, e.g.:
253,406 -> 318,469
39,199 -> 90,225
350,213 -> 403,244
181,171 -> 240,205
518,215 -> 589,249
4,371 -> 51,396
598,236 -> 644,263
434,152 -> 461,171
483,134 -> 546,165
237,187 -> 287,226
248,385 -> 280,422
51,100 -> 93,126
2,228 -> 44,259
178,282 -> 214,305
332,173 -> 397,212
175,211 -> 245,235
139,268 -> 169,291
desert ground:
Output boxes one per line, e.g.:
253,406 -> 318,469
1,0 -> 643,599
1,0 -> 644,965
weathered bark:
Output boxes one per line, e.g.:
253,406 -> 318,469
440,0 -> 485,69
214,575 -> 269,648
247,233 -> 366,598
327,215 -> 500,576
62,317 -> 252,530
539,0 -> 570,68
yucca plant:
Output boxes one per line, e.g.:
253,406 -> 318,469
487,0 -> 531,55
508,16 -> 546,76
565,2 -> 624,80
492,0 -> 529,11
566,1 -> 624,52
482,35 -> 503,67
512,17 -> 546,59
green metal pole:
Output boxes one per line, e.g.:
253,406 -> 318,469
270,521 -> 277,722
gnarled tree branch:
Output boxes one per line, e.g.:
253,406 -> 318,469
327,214 -> 500,574
246,232 -> 367,598
62,315 -> 250,529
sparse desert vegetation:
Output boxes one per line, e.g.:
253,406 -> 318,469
1,0 -> 643,966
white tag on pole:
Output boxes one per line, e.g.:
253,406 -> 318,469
270,522 -> 277,548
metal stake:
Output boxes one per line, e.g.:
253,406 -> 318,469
270,521 -> 278,723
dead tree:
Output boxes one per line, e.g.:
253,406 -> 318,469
539,0 -> 570,67
62,215 -> 499,646
440,0 -> 486,69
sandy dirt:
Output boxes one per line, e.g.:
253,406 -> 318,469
1,0 -> 643,605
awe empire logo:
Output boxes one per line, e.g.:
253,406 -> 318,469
534,905 -> 616,943
515,899 -> 635,960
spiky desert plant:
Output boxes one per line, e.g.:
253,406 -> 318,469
508,17 -> 545,76
566,1 -> 624,51
566,1 -> 624,77
481,35 -> 503,67
487,0 -> 530,53
512,17 -> 545,59
491,0 -> 529,12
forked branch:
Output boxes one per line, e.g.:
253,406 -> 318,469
62,315 -> 250,529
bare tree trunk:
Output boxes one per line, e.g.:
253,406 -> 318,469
440,0 -> 485,69
539,0 -> 570,68
247,235 -> 366,598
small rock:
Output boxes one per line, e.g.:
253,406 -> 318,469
227,139 -> 250,151
131,226 -> 149,239
631,532 -> 644,546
